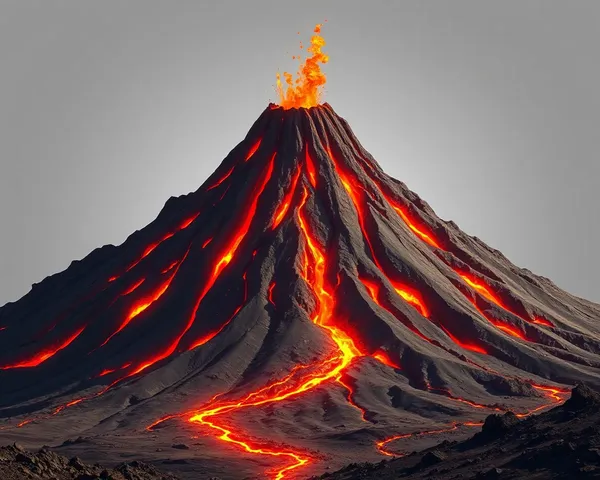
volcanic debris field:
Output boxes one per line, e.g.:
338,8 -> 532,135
1,104 -> 600,479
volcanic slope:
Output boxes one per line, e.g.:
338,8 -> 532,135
1,104 -> 600,480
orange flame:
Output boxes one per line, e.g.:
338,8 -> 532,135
276,24 -> 328,109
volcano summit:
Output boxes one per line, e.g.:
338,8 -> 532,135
2,26 -> 600,480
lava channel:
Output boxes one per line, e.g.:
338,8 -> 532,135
148,185 -> 364,479
0,326 -> 85,370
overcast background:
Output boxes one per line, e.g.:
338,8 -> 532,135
0,1 -> 598,306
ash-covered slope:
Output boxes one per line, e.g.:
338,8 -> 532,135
315,385 -> 600,480
1,104 -> 599,479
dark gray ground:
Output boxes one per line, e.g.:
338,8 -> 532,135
3,385 -> 599,480
315,384 -> 600,480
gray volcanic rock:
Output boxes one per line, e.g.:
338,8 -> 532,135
0,103 -> 599,479
315,385 -> 600,479
0,444 -> 178,480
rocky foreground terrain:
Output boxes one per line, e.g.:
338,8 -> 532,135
316,384 -> 600,480
0,443 -> 179,480
3,385 -> 600,479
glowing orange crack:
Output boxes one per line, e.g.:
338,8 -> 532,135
267,281 -> 276,306
373,351 -> 401,370
350,155 -> 442,251
272,166 -> 301,229
0,326 -> 85,369
245,138 -> 262,162
377,425 -> 457,457
99,272 -> 176,348
336,373 -> 368,421
186,154 -> 275,351
392,205 -> 442,250
460,273 -> 554,329
359,276 -> 430,344
305,146 -> 317,188
207,166 -> 236,192
459,273 -> 505,309
328,146 -> 431,321
188,272 -> 248,351
438,325 -> 488,355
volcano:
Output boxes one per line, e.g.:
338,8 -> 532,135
2,25 -> 600,480
1,101 -> 599,479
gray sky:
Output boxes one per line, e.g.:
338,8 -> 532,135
1,0 -> 599,306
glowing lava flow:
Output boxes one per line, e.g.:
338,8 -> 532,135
267,281 -> 276,306
372,351 -> 401,369
0,327 -> 85,369
376,423 -> 478,458
148,186 -> 364,479
305,146 -> 317,187
348,151 -> 554,336
187,272 -> 248,351
99,272 -> 177,348
336,373 -> 368,421
459,272 -> 554,329
185,154 -> 275,351
327,146 -> 430,320
122,212 -> 199,275
116,155 -> 274,377
60,151 -> 275,400
359,276 -> 430,344
375,382 -> 569,458
460,274 -> 504,306
516,384 -> 571,417
245,138 -> 263,161
272,166 -> 301,229
210,140 -> 266,188
207,166 -> 235,192
276,24 -> 328,109
392,205 -> 442,250
467,297 -> 529,342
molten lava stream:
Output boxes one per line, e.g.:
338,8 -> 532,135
326,146 -> 429,317
347,151 -> 556,330
327,145 -> 490,359
333,145 -> 543,344
26,151 -> 278,422
326,145 -> 570,415
305,146 -> 317,188
94,243 -> 195,352
377,383 -> 569,458
336,373 -> 367,421
0,326 -> 85,369
376,423 -> 479,458
271,165 -> 301,229
188,272 -> 248,351
122,212 -> 200,275
458,272 -> 553,328
348,154 -> 443,251
148,186 -> 364,479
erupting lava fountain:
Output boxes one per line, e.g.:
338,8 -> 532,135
1,23 -> 599,480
